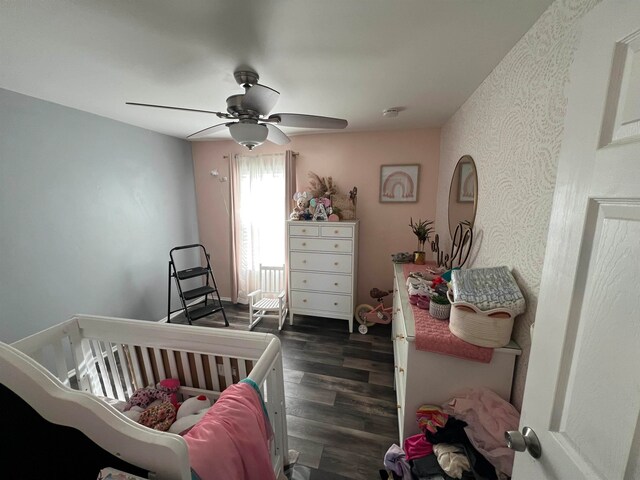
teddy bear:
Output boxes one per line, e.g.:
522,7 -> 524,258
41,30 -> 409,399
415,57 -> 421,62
290,191 -> 310,220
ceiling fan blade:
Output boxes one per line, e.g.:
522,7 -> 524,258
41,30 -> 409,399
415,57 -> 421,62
241,84 -> 280,115
265,124 -> 291,145
187,122 -> 231,140
269,113 -> 347,129
126,102 -> 225,116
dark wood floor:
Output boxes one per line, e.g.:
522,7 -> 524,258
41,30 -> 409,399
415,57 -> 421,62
170,302 -> 398,480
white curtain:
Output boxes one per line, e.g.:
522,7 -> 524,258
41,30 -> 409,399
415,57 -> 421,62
231,152 -> 286,304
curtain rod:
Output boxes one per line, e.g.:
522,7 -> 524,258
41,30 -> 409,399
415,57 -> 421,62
223,151 -> 298,159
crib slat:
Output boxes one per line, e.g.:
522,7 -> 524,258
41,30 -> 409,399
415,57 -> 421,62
91,340 -> 114,398
166,349 -> 179,380
238,357 -> 247,379
140,347 -> 155,386
69,327 -> 91,392
207,356 -> 221,392
127,344 -> 145,390
152,348 -> 166,380
194,354 -> 207,391
52,338 -> 70,387
222,356 -> 233,389
116,344 -> 134,397
104,341 -> 125,400
77,339 -> 101,394
179,351 -> 193,387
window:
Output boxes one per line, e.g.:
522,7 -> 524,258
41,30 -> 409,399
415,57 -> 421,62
234,153 -> 286,303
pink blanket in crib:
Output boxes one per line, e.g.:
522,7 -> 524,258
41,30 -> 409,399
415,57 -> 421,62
402,264 -> 493,363
183,382 -> 275,480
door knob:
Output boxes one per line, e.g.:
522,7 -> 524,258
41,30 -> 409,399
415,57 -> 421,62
505,427 -> 541,459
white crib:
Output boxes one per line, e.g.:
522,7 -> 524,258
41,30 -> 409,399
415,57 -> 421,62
0,314 -> 288,479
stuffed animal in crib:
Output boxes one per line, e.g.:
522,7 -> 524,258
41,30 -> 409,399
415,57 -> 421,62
157,378 -> 180,407
168,394 -> 212,435
124,378 -> 180,411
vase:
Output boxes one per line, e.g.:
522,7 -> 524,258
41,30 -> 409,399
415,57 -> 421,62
429,302 -> 451,320
413,251 -> 426,265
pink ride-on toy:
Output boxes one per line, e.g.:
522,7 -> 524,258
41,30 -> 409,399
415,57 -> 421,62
355,288 -> 394,334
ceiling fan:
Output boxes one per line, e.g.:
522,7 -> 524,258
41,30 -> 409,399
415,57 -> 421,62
126,68 -> 348,150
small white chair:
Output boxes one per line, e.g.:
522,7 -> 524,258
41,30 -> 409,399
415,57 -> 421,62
247,264 -> 288,331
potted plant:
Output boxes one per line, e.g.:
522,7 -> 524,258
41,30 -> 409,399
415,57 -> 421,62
429,293 -> 451,320
409,218 -> 434,265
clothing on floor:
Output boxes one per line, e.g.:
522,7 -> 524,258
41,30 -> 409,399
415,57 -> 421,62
384,444 -> 412,478
426,417 -> 497,480
416,404 -> 449,434
404,433 -> 434,461
443,388 -> 520,477
433,444 -> 471,479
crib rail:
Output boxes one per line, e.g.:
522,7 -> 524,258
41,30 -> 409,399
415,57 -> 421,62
11,314 -> 288,477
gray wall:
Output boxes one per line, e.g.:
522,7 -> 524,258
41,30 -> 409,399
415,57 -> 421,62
0,88 -> 200,343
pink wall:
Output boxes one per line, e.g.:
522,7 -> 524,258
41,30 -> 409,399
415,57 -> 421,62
192,128 -> 440,307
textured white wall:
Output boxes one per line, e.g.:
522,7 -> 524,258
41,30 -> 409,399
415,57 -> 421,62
437,0 -> 600,410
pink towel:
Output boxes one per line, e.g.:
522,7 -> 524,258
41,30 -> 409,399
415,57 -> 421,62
403,433 -> 433,461
403,264 -> 493,363
184,383 -> 275,480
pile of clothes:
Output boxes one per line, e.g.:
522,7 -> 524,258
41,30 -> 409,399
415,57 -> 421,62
381,388 -> 520,480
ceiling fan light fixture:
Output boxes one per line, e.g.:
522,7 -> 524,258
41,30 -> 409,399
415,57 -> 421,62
383,108 -> 399,118
229,122 -> 268,150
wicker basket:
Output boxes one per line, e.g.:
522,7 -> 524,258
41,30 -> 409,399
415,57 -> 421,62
446,292 -> 515,347
429,301 -> 451,320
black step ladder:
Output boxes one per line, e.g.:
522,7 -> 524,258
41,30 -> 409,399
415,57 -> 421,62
167,244 -> 229,326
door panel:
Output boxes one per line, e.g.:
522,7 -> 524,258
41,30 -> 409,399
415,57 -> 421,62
514,1 -> 640,478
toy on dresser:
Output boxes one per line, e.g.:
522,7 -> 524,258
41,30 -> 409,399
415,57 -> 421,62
448,266 -> 526,347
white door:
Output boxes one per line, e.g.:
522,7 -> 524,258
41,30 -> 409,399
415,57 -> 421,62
513,0 -> 640,478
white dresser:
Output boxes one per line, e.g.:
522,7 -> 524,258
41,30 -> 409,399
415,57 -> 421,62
287,220 -> 359,332
392,263 -> 521,443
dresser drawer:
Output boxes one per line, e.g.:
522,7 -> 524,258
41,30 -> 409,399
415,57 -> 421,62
289,224 -> 319,237
290,271 -> 352,294
290,252 -> 352,274
290,290 -> 352,315
394,334 -> 408,371
392,303 -> 406,339
320,225 -> 354,238
290,237 -> 353,253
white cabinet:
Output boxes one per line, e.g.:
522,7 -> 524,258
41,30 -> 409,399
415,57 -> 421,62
287,220 -> 359,332
392,263 -> 521,443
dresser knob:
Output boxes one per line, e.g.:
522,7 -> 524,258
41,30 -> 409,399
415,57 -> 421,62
334,230 -> 339,234
302,242 -> 307,246
303,260 -> 307,264
334,282 -> 338,286
334,244 -> 339,248
302,229 -> 306,233
303,280 -> 307,283
303,299 -> 307,303
334,262 -> 338,266
334,302 -> 338,306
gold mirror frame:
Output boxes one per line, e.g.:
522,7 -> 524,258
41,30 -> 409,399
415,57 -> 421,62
448,155 -> 478,240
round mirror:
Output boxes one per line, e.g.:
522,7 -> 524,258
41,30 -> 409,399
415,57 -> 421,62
448,155 -> 478,240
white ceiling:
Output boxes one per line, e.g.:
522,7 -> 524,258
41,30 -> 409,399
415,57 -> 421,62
0,0 -> 553,141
